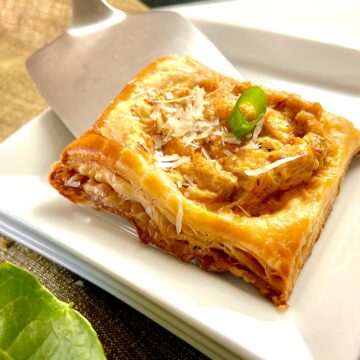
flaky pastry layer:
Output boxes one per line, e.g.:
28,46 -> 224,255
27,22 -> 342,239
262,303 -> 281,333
49,56 -> 360,307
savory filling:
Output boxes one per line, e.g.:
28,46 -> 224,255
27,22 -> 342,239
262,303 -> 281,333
109,70 -> 327,217
53,166 -> 285,301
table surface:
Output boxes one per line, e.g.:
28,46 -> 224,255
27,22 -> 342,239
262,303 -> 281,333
3,1 -> 359,359
0,1 -> 207,359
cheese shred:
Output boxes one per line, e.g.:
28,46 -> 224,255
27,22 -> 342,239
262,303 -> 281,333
244,154 -> 304,176
176,198 -> 183,234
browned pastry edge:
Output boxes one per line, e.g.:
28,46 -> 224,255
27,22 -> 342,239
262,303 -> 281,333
49,150 -> 358,308
48,56 -> 360,308
49,161 -> 286,305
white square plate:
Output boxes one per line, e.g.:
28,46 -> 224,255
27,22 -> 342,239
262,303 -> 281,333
1,5 -> 360,359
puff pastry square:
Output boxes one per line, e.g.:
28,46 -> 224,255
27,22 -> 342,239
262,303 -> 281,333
49,56 -> 360,307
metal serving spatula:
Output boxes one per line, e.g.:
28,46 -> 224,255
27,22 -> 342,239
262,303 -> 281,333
26,0 -> 239,137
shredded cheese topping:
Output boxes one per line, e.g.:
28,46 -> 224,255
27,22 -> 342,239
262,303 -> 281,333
237,205 -> 251,216
119,114 -> 140,121
244,154 -> 304,176
183,174 -> 196,187
155,151 -> 190,169
223,149 -> 236,158
252,118 -> 265,142
201,147 -> 211,160
176,198 -> 183,234
126,74 -> 323,221
149,86 -> 222,149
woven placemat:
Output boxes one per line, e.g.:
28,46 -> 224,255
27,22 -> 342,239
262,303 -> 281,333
0,1 -> 207,358
0,238 -> 206,359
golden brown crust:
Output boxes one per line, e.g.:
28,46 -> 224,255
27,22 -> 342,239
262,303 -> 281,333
49,55 -> 360,307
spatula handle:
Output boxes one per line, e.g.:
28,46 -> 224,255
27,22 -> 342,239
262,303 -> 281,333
71,0 -> 124,30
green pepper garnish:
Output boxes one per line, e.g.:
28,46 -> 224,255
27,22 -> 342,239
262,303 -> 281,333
228,85 -> 267,138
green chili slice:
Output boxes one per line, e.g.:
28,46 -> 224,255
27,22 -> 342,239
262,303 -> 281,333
228,85 -> 267,138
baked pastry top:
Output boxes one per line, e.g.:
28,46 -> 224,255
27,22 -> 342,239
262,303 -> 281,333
49,55 -> 360,307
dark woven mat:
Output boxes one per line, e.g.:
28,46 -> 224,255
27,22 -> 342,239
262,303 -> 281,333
0,236 -> 208,359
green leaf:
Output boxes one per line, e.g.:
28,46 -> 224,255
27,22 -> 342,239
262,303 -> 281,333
228,85 -> 267,138
0,261 -> 106,360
